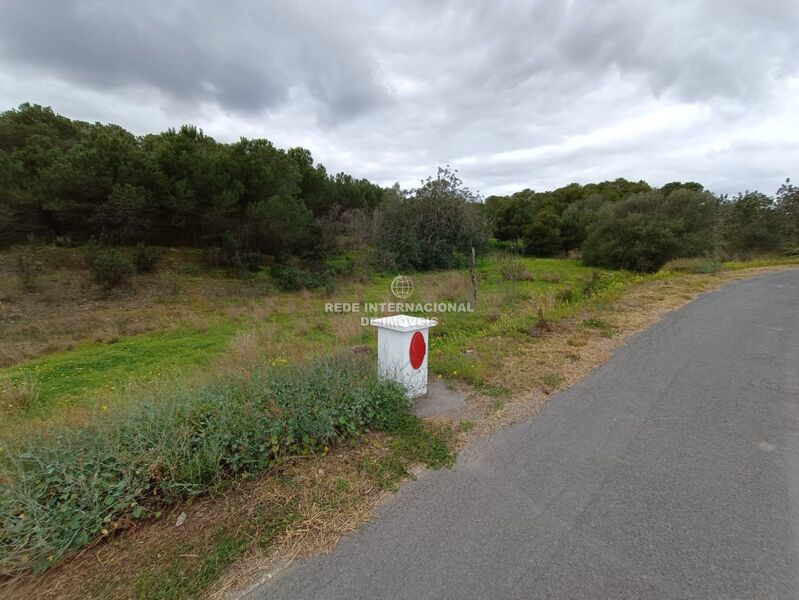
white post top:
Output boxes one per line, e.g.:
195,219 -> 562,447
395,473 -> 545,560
369,314 -> 438,332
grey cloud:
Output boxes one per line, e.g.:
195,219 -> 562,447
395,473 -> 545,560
0,0 -> 797,196
0,0 -> 390,117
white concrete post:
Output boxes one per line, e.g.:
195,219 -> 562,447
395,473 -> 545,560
369,315 -> 437,397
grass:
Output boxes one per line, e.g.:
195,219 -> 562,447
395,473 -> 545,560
360,415 -> 454,491
2,246 -> 798,597
134,532 -> 247,600
540,372 -> 565,391
0,252 -> 626,420
0,356 -> 410,577
0,324 -> 236,417
723,255 -> 799,270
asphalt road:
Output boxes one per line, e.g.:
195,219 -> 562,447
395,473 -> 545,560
247,270 -> 799,600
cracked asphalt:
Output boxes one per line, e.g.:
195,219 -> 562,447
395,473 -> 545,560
246,270 -> 799,600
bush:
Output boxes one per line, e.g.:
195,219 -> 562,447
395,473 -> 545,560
582,189 -> 719,272
271,264 -> 328,291
0,370 -> 40,414
14,253 -> 43,292
375,168 -> 489,271
86,245 -> 134,290
555,286 -> 575,304
581,271 -> 603,297
0,356 -> 408,576
132,243 -> 163,273
659,257 -> 723,274
324,253 -> 355,276
497,255 -> 533,281
204,235 -> 264,276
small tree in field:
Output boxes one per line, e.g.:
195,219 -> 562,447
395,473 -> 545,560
375,168 -> 489,271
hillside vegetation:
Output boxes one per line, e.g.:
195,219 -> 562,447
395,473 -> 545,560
1,103 -> 799,597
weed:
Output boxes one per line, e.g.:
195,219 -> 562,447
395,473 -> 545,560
14,254 -> 43,292
133,244 -> 163,273
525,306 -> 550,337
540,372 -> 564,392
457,420 -> 475,433
660,257 -> 722,274
252,498 -> 303,549
361,415 -> 454,490
582,317 -> 610,329
0,369 -> 40,413
134,532 -> 246,600
87,245 -> 134,291
555,286 -> 575,304
0,356 -> 409,576
537,272 -> 562,283
581,271 -> 602,298
498,256 -> 533,282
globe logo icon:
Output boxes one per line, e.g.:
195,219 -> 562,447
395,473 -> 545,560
390,275 -> 414,299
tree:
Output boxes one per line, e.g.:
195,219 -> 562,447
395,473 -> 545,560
582,190 -> 718,272
523,208 -> 562,256
719,192 -> 784,257
247,195 -> 315,256
375,168 -> 488,271
776,179 -> 799,249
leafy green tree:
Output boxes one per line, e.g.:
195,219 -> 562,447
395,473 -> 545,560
661,181 -> 704,196
375,168 -> 488,271
719,192 -> 784,257
95,183 -> 153,242
287,147 -> 329,214
582,190 -> 718,272
39,123 -> 148,237
776,179 -> 799,249
247,195 -> 315,256
489,193 -> 535,250
523,208 -> 562,256
142,126 -> 236,245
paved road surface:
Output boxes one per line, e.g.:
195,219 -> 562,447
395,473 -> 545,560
247,270 -> 799,599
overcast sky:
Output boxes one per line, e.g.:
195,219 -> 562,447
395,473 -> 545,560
1,0 -> 797,197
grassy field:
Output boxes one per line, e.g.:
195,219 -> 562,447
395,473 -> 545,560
0,247 -> 633,424
2,245 -> 798,599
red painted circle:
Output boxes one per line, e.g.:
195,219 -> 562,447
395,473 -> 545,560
409,331 -> 426,370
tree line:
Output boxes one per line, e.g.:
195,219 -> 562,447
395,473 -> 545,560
0,104 -> 383,260
2,103 -> 796,276
486,178 -> 799,272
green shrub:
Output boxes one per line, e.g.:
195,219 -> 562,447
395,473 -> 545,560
324,254 -> 355,276
375,168 -> 489,271
581,271 -> 603,297
583,317 -> 610,329
555,286 -> 575,304
203,236 -> 263,276
132,243 -> 163,273
271,264 -> 327,291
14,253 -> 43,292
0,356 -> 408,576
86,245 -> 134,290
582,189 -> 719,272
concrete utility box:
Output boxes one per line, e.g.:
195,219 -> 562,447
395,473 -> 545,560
370,315 -> 437,397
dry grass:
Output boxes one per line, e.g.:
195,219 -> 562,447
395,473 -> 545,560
329,314 -> 364,345
0,247 -> 278,369
0,370 -> 40,414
